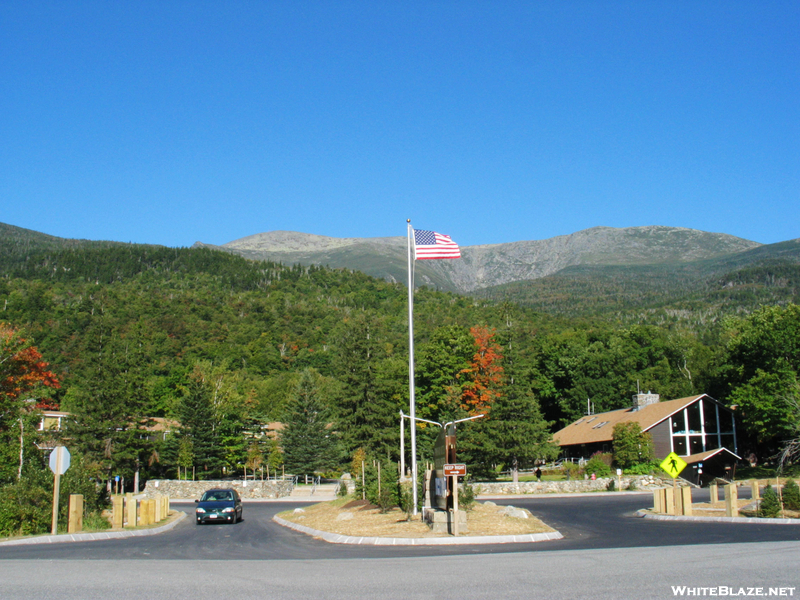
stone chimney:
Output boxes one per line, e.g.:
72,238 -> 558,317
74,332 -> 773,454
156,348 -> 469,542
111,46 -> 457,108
632,391 -> 659,411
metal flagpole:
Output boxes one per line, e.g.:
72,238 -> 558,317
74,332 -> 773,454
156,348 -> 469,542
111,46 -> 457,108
406,219 -> 419,516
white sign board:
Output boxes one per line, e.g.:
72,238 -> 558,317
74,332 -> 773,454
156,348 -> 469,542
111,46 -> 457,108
49,446 -> 71,475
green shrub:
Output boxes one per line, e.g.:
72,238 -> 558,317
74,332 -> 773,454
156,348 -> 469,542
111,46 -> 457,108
760,484 -> 781,518
355,460 -> 399,512
606,479 -> 616,492
585,453 -> 612,478
781,479 -> 800,511
458,480 -> 476,511
627,479 -> 637,491
337,481 -> 349,498
624,461 -> 661,476
0,473 -> 52,537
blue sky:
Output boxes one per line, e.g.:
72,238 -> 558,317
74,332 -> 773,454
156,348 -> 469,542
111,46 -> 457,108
1,1 -> 798,248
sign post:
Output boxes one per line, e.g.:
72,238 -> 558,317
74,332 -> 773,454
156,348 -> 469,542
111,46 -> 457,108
444,464 -> 467,536
659,452 -> 687,514
49,446 -> 71,535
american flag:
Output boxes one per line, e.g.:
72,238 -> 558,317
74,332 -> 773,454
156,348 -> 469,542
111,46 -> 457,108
413,229 -> 461,260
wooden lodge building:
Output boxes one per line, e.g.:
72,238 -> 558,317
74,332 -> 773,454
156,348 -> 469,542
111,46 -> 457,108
553,393 -> 740,484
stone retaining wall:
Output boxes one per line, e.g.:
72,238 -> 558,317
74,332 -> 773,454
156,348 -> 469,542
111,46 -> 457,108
471,475 -> 666,495
142,479 -> 293,500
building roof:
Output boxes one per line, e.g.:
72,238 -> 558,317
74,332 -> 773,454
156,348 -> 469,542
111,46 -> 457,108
553,394 -> 710,447
683,447 -> 741,465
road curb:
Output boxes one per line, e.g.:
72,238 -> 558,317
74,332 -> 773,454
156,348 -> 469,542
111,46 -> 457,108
0,511 -> 187,547
272,515 -> 563,545
635,509 -> 800,525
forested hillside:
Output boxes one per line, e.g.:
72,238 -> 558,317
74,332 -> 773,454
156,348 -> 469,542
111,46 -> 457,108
1,229 -> 797,519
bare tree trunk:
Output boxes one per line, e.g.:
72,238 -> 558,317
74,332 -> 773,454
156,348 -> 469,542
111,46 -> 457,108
512,458 -> 519,484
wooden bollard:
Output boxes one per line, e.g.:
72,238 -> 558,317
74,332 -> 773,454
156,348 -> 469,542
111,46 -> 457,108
680,486 -> 692,516
709,482 -> 718,504
653,489 -> 662,513
139,500 -> 150,526
68,494 -> 84,533
751,480 -> 760,501
664,487 -> 675,515
154,495 -> 163,522
125,494 -> 137,527
111,495 -> 124,528
725,483 -> 739,517
146,499 -> 156,525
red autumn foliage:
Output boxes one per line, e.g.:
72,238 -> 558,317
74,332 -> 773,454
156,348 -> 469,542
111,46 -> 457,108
459,326 -> 503,416
0,323 -> 60,411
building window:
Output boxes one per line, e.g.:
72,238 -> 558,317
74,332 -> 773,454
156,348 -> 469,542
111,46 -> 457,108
702,400 -> 717,434
687,403 -> 702,434
673,436 -> 687,455
671,412 -> 686,434
689,436 -> 704,454
719,409 -> 734,434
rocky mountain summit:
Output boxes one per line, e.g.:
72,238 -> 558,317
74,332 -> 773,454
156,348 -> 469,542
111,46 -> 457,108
194,226 -> 761,293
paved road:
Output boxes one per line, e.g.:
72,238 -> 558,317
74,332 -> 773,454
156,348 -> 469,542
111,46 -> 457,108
3,494 -> 798,600
2,493 -> 798,560
1,542 -> 798,600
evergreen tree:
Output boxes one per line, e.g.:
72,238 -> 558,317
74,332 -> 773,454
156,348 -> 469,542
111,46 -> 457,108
760,484 -> 781,518
781,478 -> 800,511
461,318 -> 557,481
178,366 -> 222,479
65,329 -> 151,484
333,314 -> 399,458
280,368 -> 340,478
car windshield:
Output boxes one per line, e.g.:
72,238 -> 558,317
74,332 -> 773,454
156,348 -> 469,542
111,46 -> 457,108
200,491 -> 233,502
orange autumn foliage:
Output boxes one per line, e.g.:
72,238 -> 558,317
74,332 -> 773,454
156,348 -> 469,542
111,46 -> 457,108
459,326 -> 503,417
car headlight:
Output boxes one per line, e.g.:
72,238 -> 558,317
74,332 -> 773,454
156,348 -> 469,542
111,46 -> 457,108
222,507 -> 235,513
196,507 -> 206,513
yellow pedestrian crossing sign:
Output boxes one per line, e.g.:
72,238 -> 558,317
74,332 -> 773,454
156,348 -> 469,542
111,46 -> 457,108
660,452 -> 687,478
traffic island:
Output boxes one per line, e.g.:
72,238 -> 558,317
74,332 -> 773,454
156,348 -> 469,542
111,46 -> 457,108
644,479 -> 800,523
274,497 -> 562,545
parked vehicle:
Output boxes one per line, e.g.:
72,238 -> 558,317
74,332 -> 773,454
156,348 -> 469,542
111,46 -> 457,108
195,488 -> 243,525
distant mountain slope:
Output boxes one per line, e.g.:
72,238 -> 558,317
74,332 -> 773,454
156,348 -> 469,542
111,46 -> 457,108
195,226 -> 761,293
474,238 -> 800,318
0,222 -> 130,271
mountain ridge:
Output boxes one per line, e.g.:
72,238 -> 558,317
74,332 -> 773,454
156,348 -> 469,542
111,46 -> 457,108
193,225 -> 762,293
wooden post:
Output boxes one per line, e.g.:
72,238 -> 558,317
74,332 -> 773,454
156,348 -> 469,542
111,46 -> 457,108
680,486 -> 692,516
68,494 -> 84,533
111,495 -> 124,528
139,500 -> 150,526
147,499 -> 156,524
750,480 -> 760,501
725,483 -> 739,517
154,495 -> 163,522
452,474 -> 459,536
664,486 -> 675,515
709,482 -> 718,504
361,460 -> 366,501
125,494 -> 136,527
653,489 -> 662,513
